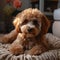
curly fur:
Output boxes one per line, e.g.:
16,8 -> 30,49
0,8 -> 50,55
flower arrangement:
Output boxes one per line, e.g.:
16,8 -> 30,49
6,0 -> 22,8
3,0 -> 22,15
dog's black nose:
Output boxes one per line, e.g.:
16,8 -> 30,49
28,28 -> 33,32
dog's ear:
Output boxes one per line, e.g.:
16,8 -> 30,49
13,18 -> 19,27
13,17 -> 20,32
40,14 -> 50,36
13,13 -> 22,32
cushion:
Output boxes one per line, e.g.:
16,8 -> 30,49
0,33 -> 60,60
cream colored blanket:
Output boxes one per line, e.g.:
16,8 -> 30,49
0,33 -> 60,60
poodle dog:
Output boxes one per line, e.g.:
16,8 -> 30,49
0,8 -> 50,55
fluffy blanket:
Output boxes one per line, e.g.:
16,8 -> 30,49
0,33 -> 60,60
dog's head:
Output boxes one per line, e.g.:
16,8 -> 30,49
13,8 -> 50,38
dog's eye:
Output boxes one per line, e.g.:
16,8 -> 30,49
33,19 -> 38,25
22,19 -> 28,25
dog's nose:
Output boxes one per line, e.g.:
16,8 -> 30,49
28,28 -> 33,32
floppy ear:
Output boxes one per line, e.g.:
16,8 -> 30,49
40,14 -> 50,36
13,17 -> 21,32
13,13 -> 22,27
13,17 -> 20,27
13,13 -> 22,32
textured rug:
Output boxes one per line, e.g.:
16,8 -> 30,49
0,33 -> 60,60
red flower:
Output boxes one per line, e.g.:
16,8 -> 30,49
13,0 -> 22,8
6,0 -> 11,3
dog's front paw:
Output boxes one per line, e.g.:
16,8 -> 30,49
9,43 -> 24,55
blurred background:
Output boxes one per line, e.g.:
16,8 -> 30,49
0,0 -> 59,33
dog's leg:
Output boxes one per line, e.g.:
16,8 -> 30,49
9,33 -> 26,55
9,39 -> 24,55
26,44 -> 47,55
0,29 -> 18,43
